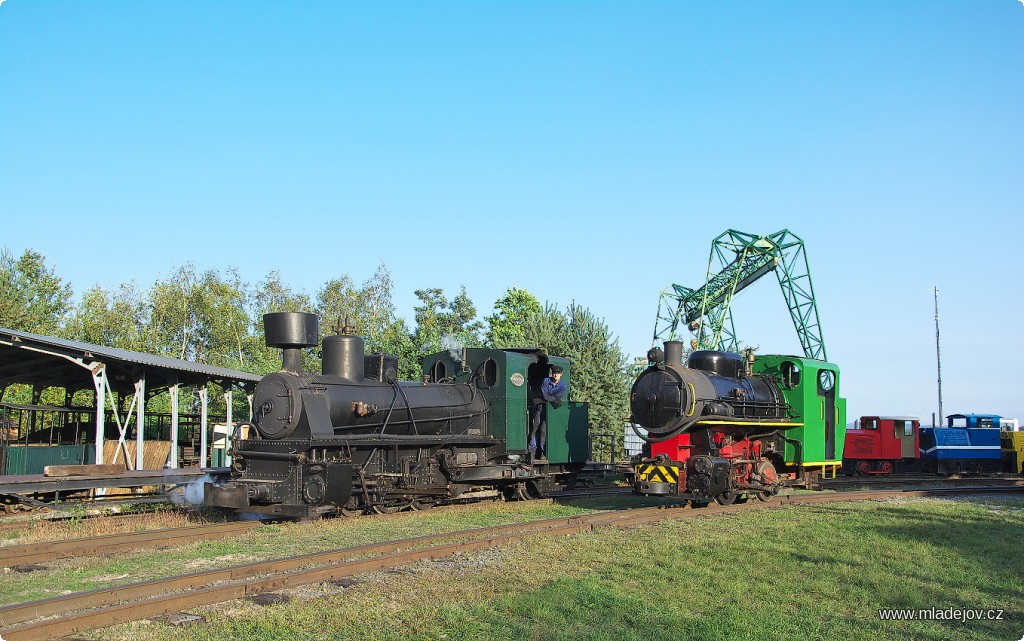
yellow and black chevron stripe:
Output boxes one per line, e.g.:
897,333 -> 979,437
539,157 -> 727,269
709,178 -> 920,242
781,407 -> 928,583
635,463 -> 680,485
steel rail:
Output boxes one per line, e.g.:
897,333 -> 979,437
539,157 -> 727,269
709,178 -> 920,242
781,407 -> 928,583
1,486 -> 1021,641
819,476 -> 1024,488
0,508 -> 196,536
0,521 -> 259,568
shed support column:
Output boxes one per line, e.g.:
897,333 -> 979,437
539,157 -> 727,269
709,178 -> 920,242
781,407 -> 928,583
224,387 -> 233,467
92,366 -> 106,466
31,386 -> 41,433
169,380 -> 179,469
199,386 -> 209,468
135,374 -> 146,471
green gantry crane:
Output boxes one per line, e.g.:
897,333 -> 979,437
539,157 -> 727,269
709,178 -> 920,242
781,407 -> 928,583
652,229 -> 827,361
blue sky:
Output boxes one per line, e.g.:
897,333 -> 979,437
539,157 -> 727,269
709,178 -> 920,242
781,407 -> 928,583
2,1 -> 1022,425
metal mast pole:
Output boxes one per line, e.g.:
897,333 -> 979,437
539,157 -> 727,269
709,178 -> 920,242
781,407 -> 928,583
934,286 -> 943,427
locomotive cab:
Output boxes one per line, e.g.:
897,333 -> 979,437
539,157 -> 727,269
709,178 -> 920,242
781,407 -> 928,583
422,348 -> 589,468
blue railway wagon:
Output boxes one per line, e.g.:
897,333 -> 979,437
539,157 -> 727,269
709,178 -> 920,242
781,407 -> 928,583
919,414 -> 1002,474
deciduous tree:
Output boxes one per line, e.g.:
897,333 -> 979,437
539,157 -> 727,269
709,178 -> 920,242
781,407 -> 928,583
146,265 -> 250,369
485,287 -> 542,348
65,282 -> 147,350
412,287 -> 483,357
0,248 -> 73,335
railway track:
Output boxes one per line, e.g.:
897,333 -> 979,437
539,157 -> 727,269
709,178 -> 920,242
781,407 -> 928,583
0,485 -> 625,537
818,474 -> 1024,489
1,486 -> 1021,641
0,507 -> 195,538
0,487 -> 628,559
0,520 -> 259,568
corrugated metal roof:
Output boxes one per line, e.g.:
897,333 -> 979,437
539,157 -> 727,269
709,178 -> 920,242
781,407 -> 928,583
0,327 -> 261,392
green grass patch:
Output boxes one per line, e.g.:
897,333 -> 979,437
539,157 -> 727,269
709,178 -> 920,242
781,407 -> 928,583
0,498 -> 607,604
24,496 -> 1024,640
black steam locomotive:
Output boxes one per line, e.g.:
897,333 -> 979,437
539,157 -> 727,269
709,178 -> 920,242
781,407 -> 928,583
632,341 -> 845,504
205,312 -> 589,519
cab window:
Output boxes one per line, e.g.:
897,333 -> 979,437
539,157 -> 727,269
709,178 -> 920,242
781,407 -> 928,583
780,361 -> 801,389
482,358 -> 498,388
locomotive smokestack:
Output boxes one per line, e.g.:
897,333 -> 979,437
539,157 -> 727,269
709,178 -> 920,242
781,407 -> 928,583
263,312 -> 319,374
664,341 -> 684,368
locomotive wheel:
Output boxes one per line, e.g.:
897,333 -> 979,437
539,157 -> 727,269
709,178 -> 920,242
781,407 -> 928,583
503,482 -> 544,501
519,482 -> 545,501
878,461 -> 894,475
754,490 -> 775,502
410,499 -> 435,511
339,497 -> 364,517
714,491 -> 737,506
855,460 -> 872,477
372,503 -> 404,515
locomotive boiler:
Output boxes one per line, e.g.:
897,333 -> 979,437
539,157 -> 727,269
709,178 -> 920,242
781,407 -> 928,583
631,341 -> 846,504
206,312 -> 588,519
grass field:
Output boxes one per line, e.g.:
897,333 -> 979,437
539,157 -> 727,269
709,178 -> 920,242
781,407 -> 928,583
11,495 -> 1024,641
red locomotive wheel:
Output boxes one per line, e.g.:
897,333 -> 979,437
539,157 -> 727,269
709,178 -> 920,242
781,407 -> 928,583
877,461 -> 894,475
855,460 -> 872,477
751,460 -> 780,501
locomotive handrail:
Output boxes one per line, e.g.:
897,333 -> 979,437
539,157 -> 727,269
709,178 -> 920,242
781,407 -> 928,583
628,416 -> 702,444
394,381 -> 419,436
375,385 -> 403,435
307,433 -> 498,445
235,450 -> 303,461
337,411 -> 490,435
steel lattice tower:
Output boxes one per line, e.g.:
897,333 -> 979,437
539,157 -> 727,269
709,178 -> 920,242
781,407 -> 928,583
652,229 -> 827,361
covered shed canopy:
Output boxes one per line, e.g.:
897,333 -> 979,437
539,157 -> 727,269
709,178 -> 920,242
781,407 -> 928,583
0,327 -> 260,396
0,327 -> 263,470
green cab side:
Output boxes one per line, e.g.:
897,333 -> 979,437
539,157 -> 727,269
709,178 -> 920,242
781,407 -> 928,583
752,355 -> 846,470
421,348 -> 588,465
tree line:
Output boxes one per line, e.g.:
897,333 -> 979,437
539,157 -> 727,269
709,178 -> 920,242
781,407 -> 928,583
0,248 -> 630,458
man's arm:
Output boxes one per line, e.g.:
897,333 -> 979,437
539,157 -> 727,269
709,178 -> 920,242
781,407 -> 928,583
542,379 -> 567,402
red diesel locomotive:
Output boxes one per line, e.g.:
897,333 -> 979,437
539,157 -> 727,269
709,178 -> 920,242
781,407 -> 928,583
842,416 -> 920,475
